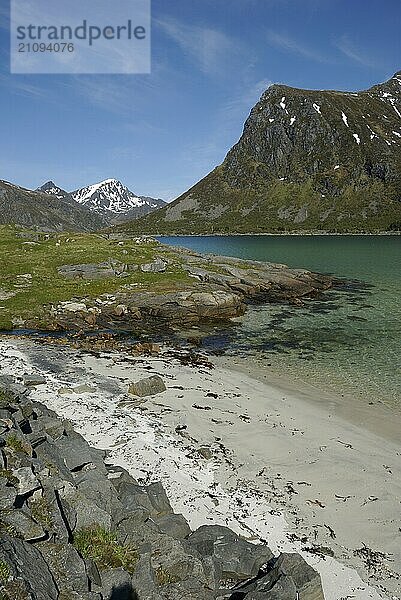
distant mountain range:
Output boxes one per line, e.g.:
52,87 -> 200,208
117,71 -> 401,234
37,179 -> 166,225
0,180 -> 105,232
0,178 -> 165,232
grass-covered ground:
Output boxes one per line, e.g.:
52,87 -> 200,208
116,168 -> 401,235
0,226 -> 191,330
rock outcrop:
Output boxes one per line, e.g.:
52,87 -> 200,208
41,247 -> 332,331
0,378 -> 325,599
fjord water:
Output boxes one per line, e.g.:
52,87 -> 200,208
160,235 -> 401,408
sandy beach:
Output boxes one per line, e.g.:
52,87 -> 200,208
0,337 -> 400,600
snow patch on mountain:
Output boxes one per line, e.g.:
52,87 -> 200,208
37,178 -> 165,224
36,181 -> 69,200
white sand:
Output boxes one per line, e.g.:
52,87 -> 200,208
0,338 -> 400,600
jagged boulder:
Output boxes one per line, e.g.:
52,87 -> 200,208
0,535 -> 59,599
188,525 -> 274,588
233,552 -> 324,600
140,257 -> 167,273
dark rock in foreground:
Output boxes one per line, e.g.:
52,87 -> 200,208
0,377 -> 325,599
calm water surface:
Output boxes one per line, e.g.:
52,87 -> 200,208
159,236 -> 401,407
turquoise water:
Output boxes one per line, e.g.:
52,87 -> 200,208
160,236 -> 401,407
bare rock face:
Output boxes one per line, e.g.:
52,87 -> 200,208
140,258 -> 167,273
237,553 -> 325,599
128,289 -> 246,324
188,525 -> 274,584
58,259 -> 128,279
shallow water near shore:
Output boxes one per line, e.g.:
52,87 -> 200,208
160,235 -> 401,409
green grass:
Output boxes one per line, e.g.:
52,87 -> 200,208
0,560 -> 10,584
30,496 -> 53,530
5,435 -> 31,455
0,580 -> 28,600
155,566 -> 180,586
0,389 -> 13,409
0,519 -> 19,538
0,470 -> 18,487
0,226 -> 192,330
73,524 -> 138,572
117,167 -> 401,236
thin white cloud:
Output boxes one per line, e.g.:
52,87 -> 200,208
266,30 -> 330,64
156,17 -> 237,76
224,78 -> 272,121
61,60 -> 167,114
73,77 -> 129,111
335,36 -> 376,68
0,74 -> 47,99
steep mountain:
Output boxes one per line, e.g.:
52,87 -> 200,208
71,178 -> 165,222
0,180 -> 107,231
36,180 -> 72,201
118,72 -> 401,234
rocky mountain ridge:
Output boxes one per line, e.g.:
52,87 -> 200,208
0,180 -> 106,232
118,71 -> 401,234
36,181 -> 74,202
38,179 -> 165,225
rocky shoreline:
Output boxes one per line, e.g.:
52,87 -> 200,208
0,374 -> 325,599
26,243 -> 333,333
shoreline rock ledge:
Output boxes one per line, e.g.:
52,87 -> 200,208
0,377 -> 325,599
42,248 -> 333,332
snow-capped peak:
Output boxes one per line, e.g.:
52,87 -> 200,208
71,179 -> 147,214
37,178 -> 166,223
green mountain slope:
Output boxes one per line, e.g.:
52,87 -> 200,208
118,72 -> 401,234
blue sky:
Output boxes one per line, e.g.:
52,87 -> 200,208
0,0 -> 400,200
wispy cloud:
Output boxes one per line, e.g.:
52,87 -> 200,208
0,74 -> 48,99
68,76 -> 132,113
266,30 -> 330,64
156,17 -> 238,76
335,36 -> 376,68
223,78 -> 272,121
